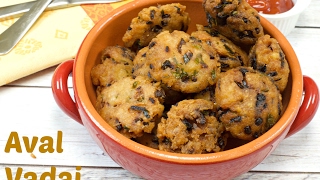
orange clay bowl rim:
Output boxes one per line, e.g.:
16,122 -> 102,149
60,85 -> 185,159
74,0 -> 303,164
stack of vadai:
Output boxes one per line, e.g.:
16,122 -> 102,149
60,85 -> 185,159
90,1 -> 290,154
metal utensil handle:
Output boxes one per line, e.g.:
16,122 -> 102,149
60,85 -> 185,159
0,0 -> 52,55
0,0 -> 121,20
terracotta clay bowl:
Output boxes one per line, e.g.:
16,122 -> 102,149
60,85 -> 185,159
52,0 -> 319,179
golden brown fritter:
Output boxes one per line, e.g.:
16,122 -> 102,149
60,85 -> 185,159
157,99 -> 226,154
133,46 -> 187,106
192,25 -> 249,72
248,35 -> 290,92
91,45 -> 136,87
194,85 -> 216,102
134,133 -> 160,150
133,30 -> 220,93
95,76 -> 165,138
215,67 -> 282,141
160,85 -> 188,106
132,46 -> 150,78
122,3 -> 190,51
203,0 -> 264,45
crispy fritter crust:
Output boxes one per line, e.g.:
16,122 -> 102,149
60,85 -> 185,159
91,45 -> 136,87
133,30 -> 220,93
133,46 -> 188,106
203,0 -> 264,45
132,46 -> 150,78
215,67 -> 282,140
122,3 -> 190,50
157,99 -> 226,154
249,35 -> 290,92
96,76 -> 165,138
192,25 -> 249,72
194,85 -> 216,102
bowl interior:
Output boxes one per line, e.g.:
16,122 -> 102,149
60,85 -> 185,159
75,0 -> 302,161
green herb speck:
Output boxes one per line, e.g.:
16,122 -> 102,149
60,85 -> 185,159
132,81 -> 139,88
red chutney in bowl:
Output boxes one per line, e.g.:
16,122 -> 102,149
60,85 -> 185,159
247,0 -> 294,14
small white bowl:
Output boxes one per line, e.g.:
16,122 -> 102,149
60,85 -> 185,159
260,0 -> 311,36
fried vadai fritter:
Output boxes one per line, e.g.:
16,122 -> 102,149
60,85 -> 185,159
194,85 -> 216,102
132,46 -> 150,78
95,76 -> 165,138
203,0 -> 264,45
248,35 -> 290,92
160,85 -> 188,106
157,99 -> 226,154
91,45 -> 136,87
192,25 -> 249,72
122,3 -> 190,51
134,132 -> 160,150
215,67 -> 282,141
133,30 -> 220,93
133,46 -> 187,106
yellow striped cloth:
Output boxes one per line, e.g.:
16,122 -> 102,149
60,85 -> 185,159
0,0 -> 132,86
